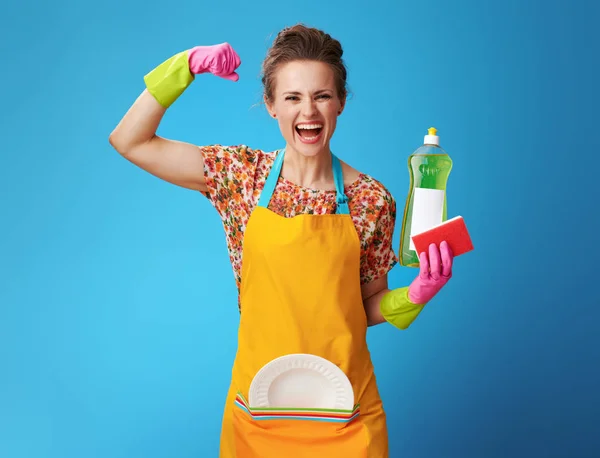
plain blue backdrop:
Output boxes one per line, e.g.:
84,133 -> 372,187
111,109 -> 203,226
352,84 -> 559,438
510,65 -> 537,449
1,0 -> 599,457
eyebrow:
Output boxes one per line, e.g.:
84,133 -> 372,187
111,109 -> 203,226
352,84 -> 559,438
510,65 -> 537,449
282,89 -> 333,96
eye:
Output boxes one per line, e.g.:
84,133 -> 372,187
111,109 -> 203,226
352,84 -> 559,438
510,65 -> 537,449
317,94 -> 332,100
285,95 -> 299,101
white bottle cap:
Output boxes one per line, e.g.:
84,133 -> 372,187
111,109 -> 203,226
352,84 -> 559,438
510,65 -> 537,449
424,127 -> 439,146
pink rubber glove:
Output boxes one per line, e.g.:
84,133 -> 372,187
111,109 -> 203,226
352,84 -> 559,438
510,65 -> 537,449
408,241 -> 454,304
188,43 -> 241,82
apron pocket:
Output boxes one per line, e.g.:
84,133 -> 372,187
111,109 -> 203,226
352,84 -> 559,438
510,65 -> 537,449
233,392 -> 367,458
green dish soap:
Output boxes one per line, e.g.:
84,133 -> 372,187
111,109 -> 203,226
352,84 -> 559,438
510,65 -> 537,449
399,127 -> 453,267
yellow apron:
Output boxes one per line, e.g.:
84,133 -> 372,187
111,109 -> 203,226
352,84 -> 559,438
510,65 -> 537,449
219,149 -> 388,457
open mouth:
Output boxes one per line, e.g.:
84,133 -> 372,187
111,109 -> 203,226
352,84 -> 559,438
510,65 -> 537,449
295,123 -> 324,144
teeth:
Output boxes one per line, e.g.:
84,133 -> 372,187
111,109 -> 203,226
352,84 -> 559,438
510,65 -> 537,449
297,124 -> 323,129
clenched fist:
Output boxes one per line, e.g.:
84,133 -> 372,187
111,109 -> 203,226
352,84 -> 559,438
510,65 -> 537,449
188,43 -> 241,82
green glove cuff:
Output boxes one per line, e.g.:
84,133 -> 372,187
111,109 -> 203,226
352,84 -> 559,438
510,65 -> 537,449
143,51 -> 194,108
380,287 -> 425,330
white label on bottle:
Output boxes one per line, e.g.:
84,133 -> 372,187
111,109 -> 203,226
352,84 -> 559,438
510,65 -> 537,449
409,187 -> 445,251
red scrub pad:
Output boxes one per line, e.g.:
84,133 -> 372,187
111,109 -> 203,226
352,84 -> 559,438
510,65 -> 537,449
411,216 -> 474,257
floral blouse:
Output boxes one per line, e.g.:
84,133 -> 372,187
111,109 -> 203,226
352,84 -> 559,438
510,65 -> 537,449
200,145 -> 398,309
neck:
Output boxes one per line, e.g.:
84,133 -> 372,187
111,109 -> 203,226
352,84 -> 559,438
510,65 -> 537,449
281,145 -> 334,190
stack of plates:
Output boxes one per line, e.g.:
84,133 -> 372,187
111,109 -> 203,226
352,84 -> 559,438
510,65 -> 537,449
248,353 -> 354,410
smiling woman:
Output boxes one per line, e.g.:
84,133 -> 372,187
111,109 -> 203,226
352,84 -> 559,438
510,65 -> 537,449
108,23 -> 455,458
266,60 -> 341,161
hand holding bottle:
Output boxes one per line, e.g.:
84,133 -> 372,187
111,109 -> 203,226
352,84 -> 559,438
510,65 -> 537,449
408,241 -> 453,304
379,241 -> 454,330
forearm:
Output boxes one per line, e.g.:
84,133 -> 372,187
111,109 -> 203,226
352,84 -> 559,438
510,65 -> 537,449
361,276 -> 422,329
364,243 -> 455,331
364,286 -> 426,330
110,49 -> 197,155
363,288 -> 390,326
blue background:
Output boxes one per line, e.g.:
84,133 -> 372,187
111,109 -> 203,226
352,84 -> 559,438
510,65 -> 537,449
1,0 -> 599,457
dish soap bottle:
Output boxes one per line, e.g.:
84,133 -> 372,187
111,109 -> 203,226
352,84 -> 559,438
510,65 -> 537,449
399,127 -> 453,267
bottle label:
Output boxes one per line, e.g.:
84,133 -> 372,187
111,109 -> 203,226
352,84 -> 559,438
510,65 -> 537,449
409,187 -> 445,251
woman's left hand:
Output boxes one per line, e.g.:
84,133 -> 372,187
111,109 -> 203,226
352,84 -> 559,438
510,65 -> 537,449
408,241 -> 454,304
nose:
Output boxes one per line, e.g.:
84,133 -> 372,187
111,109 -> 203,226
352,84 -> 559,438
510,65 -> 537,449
301,98 -> 318,117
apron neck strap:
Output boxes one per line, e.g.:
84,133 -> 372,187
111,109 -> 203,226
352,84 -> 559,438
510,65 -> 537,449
332,152 -> 350,215
257,148 -> 350,215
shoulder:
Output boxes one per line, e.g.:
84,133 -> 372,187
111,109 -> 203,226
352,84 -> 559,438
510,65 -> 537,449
354,174 -> 394,201
340,160 -> 394,202
340,160 -> 362,187
200,144 -> 278,180
200,144 -> 278,202
346,172 -> 397,239
344,164 -> 395,208
200,144 -> 276,165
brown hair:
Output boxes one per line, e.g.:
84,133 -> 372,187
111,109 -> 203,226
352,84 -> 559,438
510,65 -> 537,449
261,24 -> 348,102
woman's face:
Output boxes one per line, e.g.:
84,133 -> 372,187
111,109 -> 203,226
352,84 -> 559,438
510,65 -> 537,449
266,60 -> 345,158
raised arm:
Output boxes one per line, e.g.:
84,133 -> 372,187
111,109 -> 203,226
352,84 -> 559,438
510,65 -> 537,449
109,90 -> 208,191
108,43 -> 241,192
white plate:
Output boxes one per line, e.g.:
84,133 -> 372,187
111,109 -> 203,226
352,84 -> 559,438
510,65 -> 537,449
248,353 -> 354,410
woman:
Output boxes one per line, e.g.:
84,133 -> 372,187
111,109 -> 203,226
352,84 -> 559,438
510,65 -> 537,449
109,24 -> 453,458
